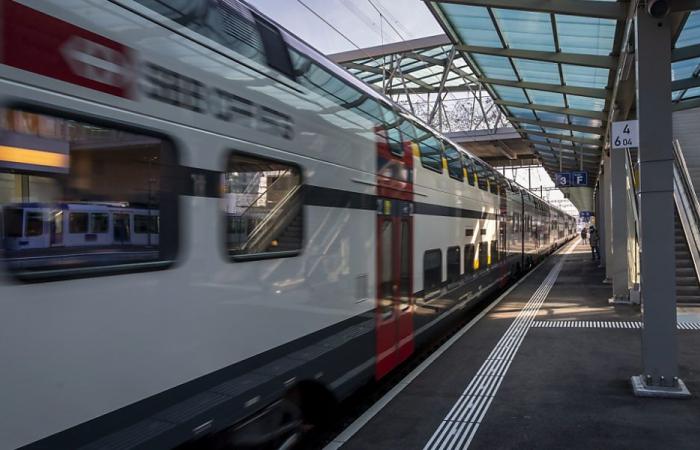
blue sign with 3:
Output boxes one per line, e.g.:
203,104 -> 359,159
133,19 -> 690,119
555,172 -> 571,187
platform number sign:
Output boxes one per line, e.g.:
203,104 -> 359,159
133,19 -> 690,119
611,120 -> 639,149
555,172 -> 571,187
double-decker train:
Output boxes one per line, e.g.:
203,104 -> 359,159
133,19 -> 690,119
0,1 -> 576,448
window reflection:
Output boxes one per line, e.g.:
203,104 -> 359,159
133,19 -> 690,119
0,109 -> 176,277
224,153 -> 302,259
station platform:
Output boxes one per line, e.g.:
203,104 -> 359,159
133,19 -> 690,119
327,240 -> 700,450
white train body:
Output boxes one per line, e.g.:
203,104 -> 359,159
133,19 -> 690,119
0,1 -> 576,448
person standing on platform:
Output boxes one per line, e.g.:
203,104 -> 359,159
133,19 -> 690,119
588,225 -> 600,261
580,226 -> 588,244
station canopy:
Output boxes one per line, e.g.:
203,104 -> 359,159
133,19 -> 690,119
332,0 -> 700,190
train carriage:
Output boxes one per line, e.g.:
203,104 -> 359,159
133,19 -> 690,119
0,1 -> 577,448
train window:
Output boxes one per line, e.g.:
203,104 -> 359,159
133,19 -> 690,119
224,153 -> 302,260
91,213 -> 109,234
414,125 -> 443,173
488,172 -> 498,194
386,127 -> 404,157
462,154 -> 476,186
133,0 -> 267,67
464,244 -> 476,273
0,109 -> 177,279
478,242 -> 488,269
423,249 -> 442,293
134,215 -> 159,234
69,213 -> 88,234
447,246 -> 461,282
443,145 -> 463,182
474,161 -> 489,191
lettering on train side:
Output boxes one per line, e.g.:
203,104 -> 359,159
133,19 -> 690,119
0,1 -> 293,140
140,62 -> 294,140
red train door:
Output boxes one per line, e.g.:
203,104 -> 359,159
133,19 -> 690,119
376,200 -> 414,379
375,127 -> 414,380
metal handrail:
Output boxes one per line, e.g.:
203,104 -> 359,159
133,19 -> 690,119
624,147 -> 640,285
673,139 -> 700,285
241,184 -> 302,253
235,169 -> 292,218
625,148 -> 640,230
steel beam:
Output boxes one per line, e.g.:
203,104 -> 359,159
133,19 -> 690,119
328,34 -> 451,63
632,8 -> 689,397
672,43 -> 700,62
425,0 -> 628,20
509,117 -> 604,135
457,44 -> 617,69
480,77 -> 609,98
495,99 -> 608,120
671,76 -> 700,91
521,130 -> 602,146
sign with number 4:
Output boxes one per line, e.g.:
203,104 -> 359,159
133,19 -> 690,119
611,120 -> 639,149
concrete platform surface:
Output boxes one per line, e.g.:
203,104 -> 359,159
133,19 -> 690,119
335,241 -> 700,450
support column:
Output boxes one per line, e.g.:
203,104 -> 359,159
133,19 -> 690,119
598,154 -> 610,271
603,152 -> 613,279
631,8 -> 689,397
610,147 -> 630,303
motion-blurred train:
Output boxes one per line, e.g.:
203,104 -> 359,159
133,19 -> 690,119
0,1 -> 576,448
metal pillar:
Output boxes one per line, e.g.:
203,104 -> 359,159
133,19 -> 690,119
597,154 -> 610,271
610,147 -> 631,303
631,8 -> 689,397
603,152 -> 613,280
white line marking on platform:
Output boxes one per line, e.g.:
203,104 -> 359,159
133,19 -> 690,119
423,239 -> 579,450
322,245 -> 566,450
530,320 -> 700,330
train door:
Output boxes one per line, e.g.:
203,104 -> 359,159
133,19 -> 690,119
376,199 -> 414,380
22,208 -> 48,249
374,122 -> 414,380
50,209 -> 63,246
113,213 -> 130,244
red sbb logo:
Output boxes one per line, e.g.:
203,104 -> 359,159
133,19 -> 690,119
60,36 -> 134,91
2,0 -> 135,99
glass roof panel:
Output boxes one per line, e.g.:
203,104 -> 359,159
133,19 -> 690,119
561,65 -> 609,89
543,128 -> 571,136
536,111 -> 568,123
508,106 -> 537,119
439,4 -> 502,48
520,123 -> 543,132
546,138 -> 573,147
527,134 -> 548,142
681,86 -> 700,100
672,57 -> 700,81
472,54 -> 517,80
512,59 -> 560,84
676,11 -> 700,48
567,94 -> 606,111
570,116 -> 603,128
555,15 -> 616,56
492,9 -> 555,52
573,131 -> 602,140
526,89 -> 565,107
493,85 -> 529,103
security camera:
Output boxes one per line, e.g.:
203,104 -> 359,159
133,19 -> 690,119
647,0 -> 670,18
